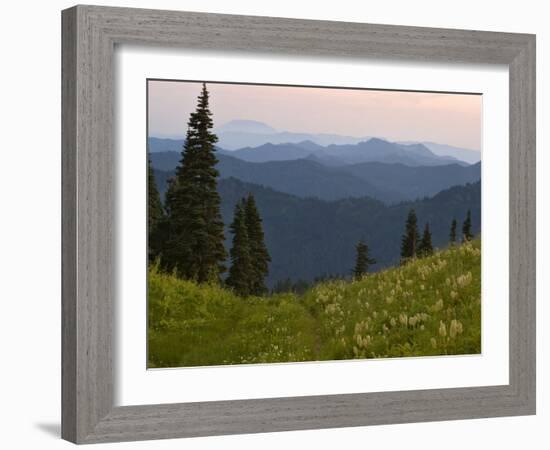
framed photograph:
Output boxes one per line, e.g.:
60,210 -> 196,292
62,5 -> 536,444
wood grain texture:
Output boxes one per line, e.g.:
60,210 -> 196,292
61,7 -> 77,443
62,5 -> 114,442
61,5 -> 536,444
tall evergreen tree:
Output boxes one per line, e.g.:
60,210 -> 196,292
243,193 -> 271,295
400,209 -> 420,261
449,218 -> 457,245
418,223 -> 434,257
462,210 -> 473,242
163,83 -> 226,282
226,201 -> 253,297
148,158 -> 165,263
353,240 -> 376,279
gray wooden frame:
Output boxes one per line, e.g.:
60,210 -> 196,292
62,4 -> 536,444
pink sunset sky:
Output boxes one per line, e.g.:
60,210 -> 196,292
148,80 -> 482,151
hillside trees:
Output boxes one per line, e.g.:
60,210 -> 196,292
418,223 -> 434,257
449,218 -> 457,245
244,194 -> 271,295
148,158 -> 165,262
462,209 -> 473,242
401,210 -> 437,261
162,83 -> 227,282
226,194 -> 271,296
400,209 -> 420,261
225,201 -> 253,296
353,240 -> 376,279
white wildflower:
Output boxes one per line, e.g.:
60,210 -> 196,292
438,321 -> 447,337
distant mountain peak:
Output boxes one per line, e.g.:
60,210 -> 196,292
295,139 -> 319,147
216,119 -> 277,135
367,137 -> 390,144
397,140 -> 481,164
292,140 -> 324,151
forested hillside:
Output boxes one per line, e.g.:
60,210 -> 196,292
152,169 -> 480,286
218,178 -> 481,286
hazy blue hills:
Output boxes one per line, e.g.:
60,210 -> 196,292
151,152 -> 399,203
218,178 -> 481,286
398,141 -> 481,164
227,142 -> 319,163
149,136 -> 465,168
150,119 -> 480,165
213,119 -> 371,149
150,150 -> 480,203
340,161 -> 481,201
211,120 -> 480,164
317,138 -> 463,166
148,137 -> 185,154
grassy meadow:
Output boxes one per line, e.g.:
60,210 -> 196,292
148,239 -> 481,368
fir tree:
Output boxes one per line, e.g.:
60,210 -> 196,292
243,193 -> 271,295
163,83 -> 226,282
400,209 -> 420,262
449,218 -> 457,245
353,240 -> 376,279
147,158 -> 165,263
418,223 -> 434,257
226,201 -> 252,297
462,210 -> 473,242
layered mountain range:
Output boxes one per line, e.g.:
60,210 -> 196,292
148,124 -> 481,286
150,147 -> 480,204
150,119 -> 481,164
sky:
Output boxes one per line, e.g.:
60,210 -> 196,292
148,80 -> 482,151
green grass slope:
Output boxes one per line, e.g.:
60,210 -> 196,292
148,239 -> 481,368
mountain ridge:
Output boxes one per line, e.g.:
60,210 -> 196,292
150,150 -> 480,203
398,140 -> 481,164
148,132 -> 477,166
149,136 -> 467,167
216,178 -> 481,285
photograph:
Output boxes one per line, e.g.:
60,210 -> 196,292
146,80 -> 482,368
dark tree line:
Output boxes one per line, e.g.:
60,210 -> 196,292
147,83 -> 270,295
462,210 -> 473,241
399,208 -> 434,261
226,194 -> 271,296
419,223 -> 433,257
399,208 -> 475,263
449,218 -> 457,244
449,210 -> 473,245
400,209 -> 421,261
148,158 -> 165,263
313,205 -> 476,287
